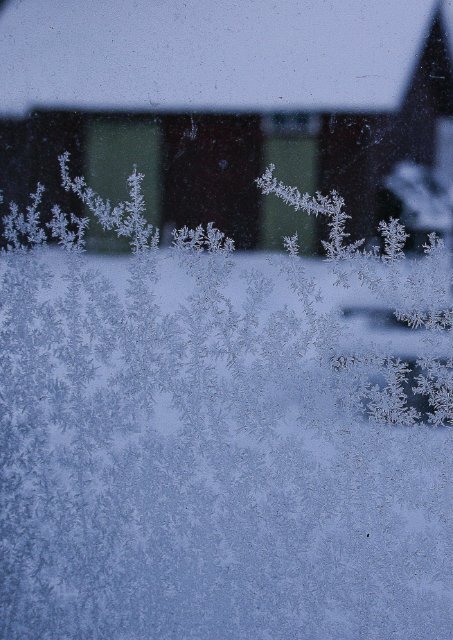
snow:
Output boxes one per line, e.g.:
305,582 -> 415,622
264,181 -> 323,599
43,246 -> 451,362
42,245 -> 453,413
2,244 -> 452,638
385,161 -> 453,234
0,0 -> 441,116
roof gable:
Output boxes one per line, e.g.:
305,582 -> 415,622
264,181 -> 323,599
0,0 -> 444,116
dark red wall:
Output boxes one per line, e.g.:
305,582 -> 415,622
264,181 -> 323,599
0,111 -> 86,246
28,111 -> 86,218
318,113 -> 394,243
161,114 -> 262,249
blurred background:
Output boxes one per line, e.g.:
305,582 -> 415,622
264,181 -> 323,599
0,0 -> 452,253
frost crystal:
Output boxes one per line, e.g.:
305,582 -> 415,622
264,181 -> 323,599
0,158 -> 451,639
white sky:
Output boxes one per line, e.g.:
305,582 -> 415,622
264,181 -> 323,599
0,0 -> 447,115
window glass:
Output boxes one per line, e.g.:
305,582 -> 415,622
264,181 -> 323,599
261,132 -> 318,253
86,118 -> 161,251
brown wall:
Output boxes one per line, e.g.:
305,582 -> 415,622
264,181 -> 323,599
27,111 -> 86,219
161,114 -> 262,249
0,119 -> 32,202
318,113 -> 395,243
0,112 -> 86,245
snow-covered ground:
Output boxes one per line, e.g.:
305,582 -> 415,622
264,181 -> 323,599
79,248 -> 452,360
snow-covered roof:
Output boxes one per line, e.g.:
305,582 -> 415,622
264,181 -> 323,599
0,0 -> 447,116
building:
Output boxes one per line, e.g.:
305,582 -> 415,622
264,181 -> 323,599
0,0 -> 452,251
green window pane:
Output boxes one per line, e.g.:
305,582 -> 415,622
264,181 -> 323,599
260,137 -> 319,254
86,119 -> 161,252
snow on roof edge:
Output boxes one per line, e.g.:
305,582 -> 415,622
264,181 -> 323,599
0,101 -> 402,120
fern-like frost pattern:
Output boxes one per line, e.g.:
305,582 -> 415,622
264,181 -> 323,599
0,160 -> 451,639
